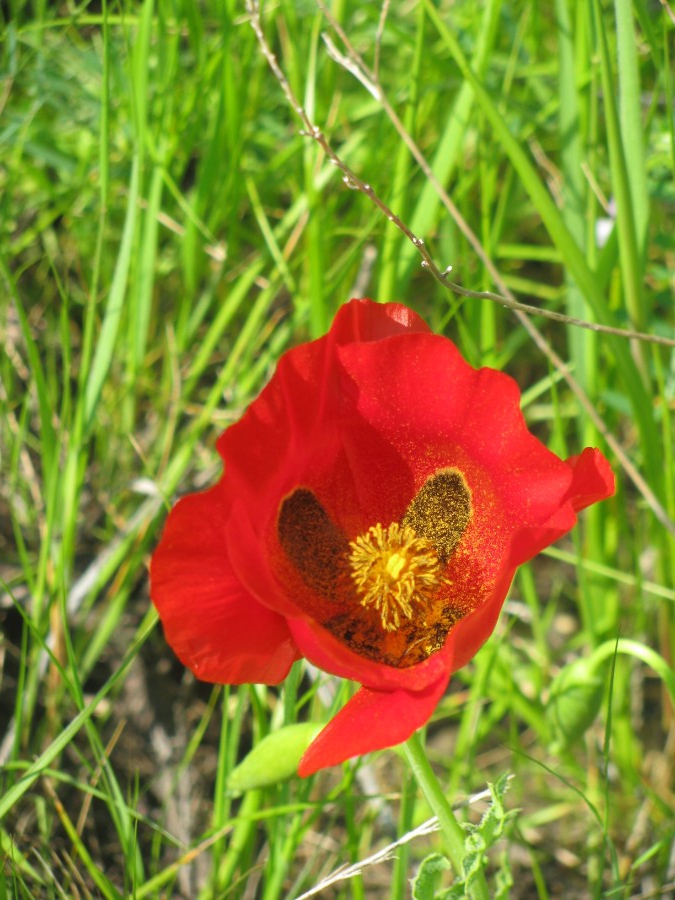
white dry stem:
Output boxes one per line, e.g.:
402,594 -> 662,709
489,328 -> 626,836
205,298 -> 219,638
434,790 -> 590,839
294,782 -> 507,899
244,0 -> 675,539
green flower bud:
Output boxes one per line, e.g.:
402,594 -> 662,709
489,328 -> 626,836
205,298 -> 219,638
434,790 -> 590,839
547,657 -> 605,749
227,723 -> 324,794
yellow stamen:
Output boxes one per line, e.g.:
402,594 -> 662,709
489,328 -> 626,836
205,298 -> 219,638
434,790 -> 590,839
348,522 -> 443,632
386,553 -> 406,580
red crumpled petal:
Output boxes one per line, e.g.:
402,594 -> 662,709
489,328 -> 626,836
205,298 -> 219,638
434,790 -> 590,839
151,484 -> 300,684
336,332 -> 575,526
441,449 -> 614,671
216,300 -> 428,521
565,447 -> 616,513
298,673 -> 449,776
508,447 -> 615,567
440,562 -> 517,674
329,297 -> 431,343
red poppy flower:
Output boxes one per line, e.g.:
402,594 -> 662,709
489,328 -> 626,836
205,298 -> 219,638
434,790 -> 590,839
151,299 -> 614,776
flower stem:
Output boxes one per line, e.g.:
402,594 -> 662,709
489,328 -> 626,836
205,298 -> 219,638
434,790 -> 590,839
403,731 -> 491,900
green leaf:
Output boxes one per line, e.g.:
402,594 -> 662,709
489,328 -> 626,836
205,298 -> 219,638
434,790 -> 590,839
412,853 -> 452,900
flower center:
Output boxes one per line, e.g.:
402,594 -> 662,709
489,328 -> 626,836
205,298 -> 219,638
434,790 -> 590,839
276,468 -> 474,668
348,522 -> 444,632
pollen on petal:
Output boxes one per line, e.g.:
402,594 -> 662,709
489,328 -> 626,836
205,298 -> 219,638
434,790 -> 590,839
402,468 -> 472,563
277,488 -> 350,600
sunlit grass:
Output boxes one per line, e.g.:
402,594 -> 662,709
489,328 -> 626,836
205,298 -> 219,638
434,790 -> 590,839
1,0 -> 674,896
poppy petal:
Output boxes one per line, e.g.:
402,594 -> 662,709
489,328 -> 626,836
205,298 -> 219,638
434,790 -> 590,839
151,484 -> 300,684
297,673 -> 449,776
216,300 -> 430,534
330,297 -> 431,343
509,447 -> 615,566
565,447 -> 616,513
337,332 -> 574,525
441,563 -> 517,672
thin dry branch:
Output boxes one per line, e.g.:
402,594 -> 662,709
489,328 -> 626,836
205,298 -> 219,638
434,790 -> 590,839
295,783 -> 503,900
245,0 -> 675,538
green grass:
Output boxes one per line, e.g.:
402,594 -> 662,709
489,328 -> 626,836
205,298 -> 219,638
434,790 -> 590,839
1,0 -> 674,896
